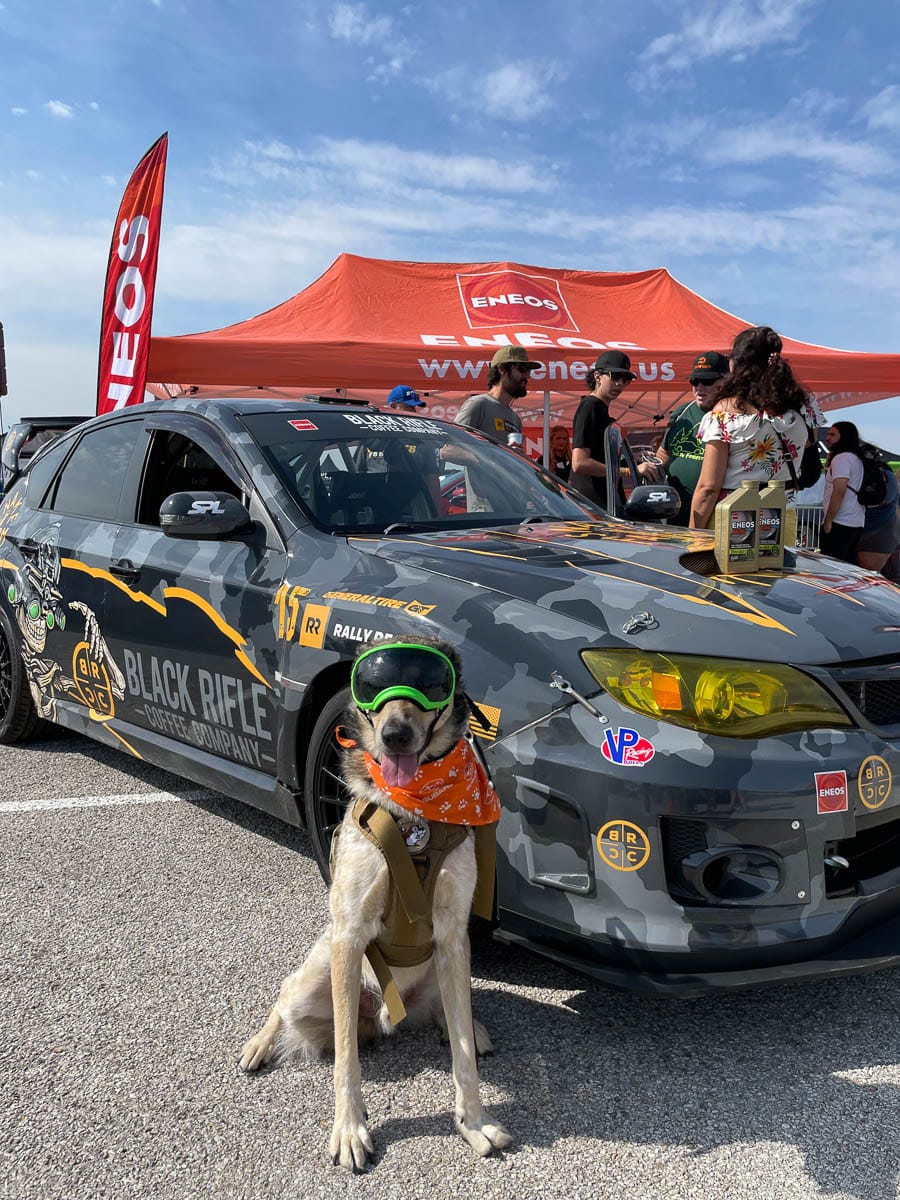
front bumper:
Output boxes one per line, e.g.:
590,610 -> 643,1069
487,697 -> 900,992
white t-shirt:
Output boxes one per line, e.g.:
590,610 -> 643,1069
823,452 -> 866,528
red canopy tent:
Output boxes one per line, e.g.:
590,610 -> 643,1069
147,254 -> 900,430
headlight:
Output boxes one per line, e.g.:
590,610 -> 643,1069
581,649 -> 851,738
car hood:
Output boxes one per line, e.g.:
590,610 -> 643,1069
354,519 -> 900,663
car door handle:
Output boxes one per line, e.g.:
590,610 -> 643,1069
109,558 -> 140,584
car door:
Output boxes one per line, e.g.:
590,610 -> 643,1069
100,415 -> 287,781
3,416 -> 143,730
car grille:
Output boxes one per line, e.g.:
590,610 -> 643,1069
825,814 -> 900,898
834,677 -> 900,727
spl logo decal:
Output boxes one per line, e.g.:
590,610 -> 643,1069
597,820 -> 651,872
455,269 -> 579,333
858,755 -> 892,810
815,769 -> 848,814
72,641 -> 116,720
298,603 -> 331,649
601,727 -> 655,767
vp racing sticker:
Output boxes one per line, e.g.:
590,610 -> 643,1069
600,727 -> 655,767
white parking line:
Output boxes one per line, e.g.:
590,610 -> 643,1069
0,790 -> 213,814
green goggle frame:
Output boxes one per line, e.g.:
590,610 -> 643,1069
351,642 -> 456,713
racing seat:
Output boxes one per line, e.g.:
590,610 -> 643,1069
328,471 -> 435,527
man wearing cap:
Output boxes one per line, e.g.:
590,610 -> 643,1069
385,384 -> 426,411
454,346 -> 540,448
383,385 -> 441,510
655,352 -> 730,526
570,350 -> 659,509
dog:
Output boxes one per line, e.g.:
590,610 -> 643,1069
239,634 -> 511,1172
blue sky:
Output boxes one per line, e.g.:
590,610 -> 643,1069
1,0 -> 899,448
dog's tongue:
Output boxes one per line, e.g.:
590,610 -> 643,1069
381,753 -> 419,789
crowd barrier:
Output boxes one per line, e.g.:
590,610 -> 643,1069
792,504 -> 823,550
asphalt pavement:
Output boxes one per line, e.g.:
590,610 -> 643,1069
2,731 -> 898,1200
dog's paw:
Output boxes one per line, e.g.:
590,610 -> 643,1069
455,1111 -> 512,1158
238,1031 -> 277,1072
329,1117 -> 374,1172
473,1019 -> 493,1056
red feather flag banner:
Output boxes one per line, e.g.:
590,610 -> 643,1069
96,133 -> 168,414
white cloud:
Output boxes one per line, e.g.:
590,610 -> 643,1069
89,101 -> 99,111
641,0 -> 815,75
862,85 -> 900,132
429,60 -> 565,123
222,136 -> 552,195
11,107 -> 27,116
44,100 -> 74,119
328,2 -> 392,45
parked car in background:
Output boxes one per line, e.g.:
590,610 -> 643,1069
1,415 -> 90,493
0,398 -> 898,996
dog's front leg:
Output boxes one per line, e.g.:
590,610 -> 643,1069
329,932 -> 372,1171
433,914 -> 512,1157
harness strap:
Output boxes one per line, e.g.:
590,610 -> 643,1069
363,942 -> 407,1026
353,799 -> 429,923
472,823 -> 497,920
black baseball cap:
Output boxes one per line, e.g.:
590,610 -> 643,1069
689,351 -> 729,383
593,350 -> 636,381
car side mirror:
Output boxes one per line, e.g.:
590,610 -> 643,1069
624,483 -> 682,523
159,491 -> 252,539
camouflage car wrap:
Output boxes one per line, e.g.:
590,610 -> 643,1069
0,398 -> 898,996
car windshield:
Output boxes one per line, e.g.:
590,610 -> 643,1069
241,409 -> 596,533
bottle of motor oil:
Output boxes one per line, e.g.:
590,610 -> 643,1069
713,479 -> 762,573
756,479 -> 788,568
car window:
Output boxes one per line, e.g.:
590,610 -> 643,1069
43,421 -> 138,520
26,437 -> 75,507
136,429 -> 243,527
242,410 -> 592,533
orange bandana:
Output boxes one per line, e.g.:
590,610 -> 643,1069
336,729 -> 500,826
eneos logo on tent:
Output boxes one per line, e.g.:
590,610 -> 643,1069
456,269 -> 579,333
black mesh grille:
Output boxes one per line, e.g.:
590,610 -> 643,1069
661,818 -> 708,901
836,678 -> 900,727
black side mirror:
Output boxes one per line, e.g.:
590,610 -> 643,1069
625,483 -> 682,523
159,491 -> 252,539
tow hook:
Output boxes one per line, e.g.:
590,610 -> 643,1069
549,671 -> 609,725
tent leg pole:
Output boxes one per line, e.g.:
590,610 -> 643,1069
543,391 -> 550,468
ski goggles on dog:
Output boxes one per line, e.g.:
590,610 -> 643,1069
351,643 -> 456,713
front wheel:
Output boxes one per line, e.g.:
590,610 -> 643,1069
303,686 -> 353,882
0,606 -> 42,744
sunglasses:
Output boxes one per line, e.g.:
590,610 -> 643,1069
605,373 -> 633,384
351,642 -> 456,713
690,377 -> 718,387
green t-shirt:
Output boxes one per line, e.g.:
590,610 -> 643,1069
661,398 -> 706,498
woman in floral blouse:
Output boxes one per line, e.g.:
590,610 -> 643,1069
689,325 -> 821,529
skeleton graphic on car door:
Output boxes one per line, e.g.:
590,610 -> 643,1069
8,525 -> 125,721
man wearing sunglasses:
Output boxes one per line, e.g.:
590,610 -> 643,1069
454,346 -> 541,449
570,350 -> 660,509
655,351 -> 730,526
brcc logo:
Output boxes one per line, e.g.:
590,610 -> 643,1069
456,269 -> 579,332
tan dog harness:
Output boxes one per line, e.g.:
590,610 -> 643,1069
331,795 -> 497,1026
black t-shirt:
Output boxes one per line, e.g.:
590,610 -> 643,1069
571,395 -> 615,505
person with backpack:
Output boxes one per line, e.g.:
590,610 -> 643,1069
821,421 -> 866,563
689,326 -> 820,529
856,446 -> 899,573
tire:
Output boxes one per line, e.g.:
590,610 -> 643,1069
303,686 -> 353,882
0,606 -> 42,744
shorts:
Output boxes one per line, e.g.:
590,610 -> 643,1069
857,505 -> 900,556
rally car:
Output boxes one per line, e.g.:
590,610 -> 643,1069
0,397 -> 898,995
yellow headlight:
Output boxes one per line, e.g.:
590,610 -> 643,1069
581,650 -> 851,737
